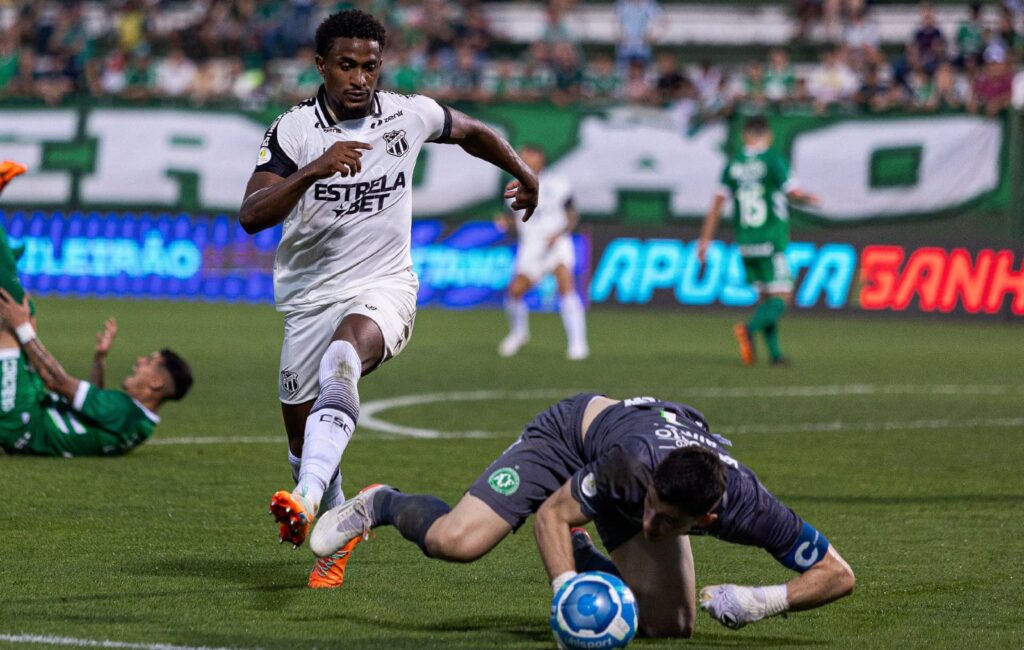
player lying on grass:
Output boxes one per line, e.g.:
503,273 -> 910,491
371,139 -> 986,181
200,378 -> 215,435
311,394 -> 854,636
0,289 -> 192,456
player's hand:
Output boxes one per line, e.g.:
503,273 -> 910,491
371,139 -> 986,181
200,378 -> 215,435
94,317 -> 117,357
696,238 -> 710,264
504,176 -> 539,221
546,233 -> 560,249
0,287 -> 31,329
802,193 -> 822,208
311,141 -> 373,178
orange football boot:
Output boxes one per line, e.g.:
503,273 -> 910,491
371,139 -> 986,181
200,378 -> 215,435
0,161 -> 27,193
732,322 -> 755,366
269,490 -> 315,548
308,536 -> 362,589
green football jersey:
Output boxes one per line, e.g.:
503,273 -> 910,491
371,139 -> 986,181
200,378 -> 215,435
0,356 -> 159,457
719,146 -> 795,255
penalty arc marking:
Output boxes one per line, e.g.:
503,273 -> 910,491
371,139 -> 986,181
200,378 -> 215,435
146,384 -> 1024,445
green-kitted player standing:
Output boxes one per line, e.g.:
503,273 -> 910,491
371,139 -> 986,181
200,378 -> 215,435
698,117 -> 819,366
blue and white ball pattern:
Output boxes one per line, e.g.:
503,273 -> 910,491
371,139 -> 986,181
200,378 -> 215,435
550,572 -> 638,649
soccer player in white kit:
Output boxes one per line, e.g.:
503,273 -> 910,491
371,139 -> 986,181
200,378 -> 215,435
238,10 -> 538,588
497,145 -> 589,360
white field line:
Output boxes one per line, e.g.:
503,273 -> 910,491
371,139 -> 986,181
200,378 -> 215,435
146,385 -> 1024,444
0,633 -> 253,650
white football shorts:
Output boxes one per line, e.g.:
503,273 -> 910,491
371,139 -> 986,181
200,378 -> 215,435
278,274 -> 418,404
513,235 -> 576,283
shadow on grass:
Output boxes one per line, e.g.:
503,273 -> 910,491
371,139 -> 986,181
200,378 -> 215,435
317,612 -> 552,644
779,493 -> 1024,506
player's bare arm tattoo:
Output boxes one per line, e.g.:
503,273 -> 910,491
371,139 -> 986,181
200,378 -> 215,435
90,356 -> 105,388
24,338 -> 76,397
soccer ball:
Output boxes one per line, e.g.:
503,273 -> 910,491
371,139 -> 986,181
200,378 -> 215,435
549,572 -> 638,649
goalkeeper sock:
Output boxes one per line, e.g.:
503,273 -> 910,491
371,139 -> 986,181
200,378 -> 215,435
372,488 -> 451,556
296,341 -> 361,510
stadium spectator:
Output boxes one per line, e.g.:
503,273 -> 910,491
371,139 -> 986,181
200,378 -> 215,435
911,3 -> 947,73
808,46 -> 858,112
614,0 -> 663,66
155,47 -> 198,98
653,52 -> 686,106
620,57 -> 654,104
842,8 -> 881,67
551,41 -> 584,106
969,48 -> 1015,115
855,63 -> 892,113
956,3 -> 987,67
764,48 -> 795,106
582,52 -> 622,103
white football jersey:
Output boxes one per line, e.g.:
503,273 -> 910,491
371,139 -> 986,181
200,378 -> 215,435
254,86 -> 451,311
510,171 -> 574,245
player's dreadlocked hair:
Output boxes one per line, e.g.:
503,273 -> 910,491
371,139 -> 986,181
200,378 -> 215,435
159,348 -> 194,401
315,10 -> 387,56
652,446 -> 727,517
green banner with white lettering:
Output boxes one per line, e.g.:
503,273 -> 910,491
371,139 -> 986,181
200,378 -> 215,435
0,103 -> 1011,227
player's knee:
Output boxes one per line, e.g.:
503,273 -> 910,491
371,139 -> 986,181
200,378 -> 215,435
320,340 -> 361,383
425,520 -> 487,562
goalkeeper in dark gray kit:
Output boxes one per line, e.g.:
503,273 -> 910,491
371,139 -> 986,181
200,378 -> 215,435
311,393 -> 855,637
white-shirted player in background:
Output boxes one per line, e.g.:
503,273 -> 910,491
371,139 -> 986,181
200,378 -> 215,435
238,10 -> 538,589
497,145 -> 588,361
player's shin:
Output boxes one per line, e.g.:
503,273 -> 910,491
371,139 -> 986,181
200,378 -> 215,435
372,488 -> 451,555
297,340 -> 361,510
559,292 -> 588,356
505,297 -> 529,339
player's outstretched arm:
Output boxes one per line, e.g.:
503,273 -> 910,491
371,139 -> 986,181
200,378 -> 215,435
697,193 -> 726,263
786,187 -> 821,207
700,544 -> 855,630
238,141 -> 372,234
442,108 -> 539,220
90,317 -> 117,387
535,481 -> 592,592
0,289 -> 80,401
783,545 -> 855,611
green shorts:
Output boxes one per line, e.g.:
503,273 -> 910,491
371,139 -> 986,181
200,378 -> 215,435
742,252 -> 793,294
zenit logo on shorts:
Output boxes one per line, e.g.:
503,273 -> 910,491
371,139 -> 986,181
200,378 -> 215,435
255,86 -> 452,312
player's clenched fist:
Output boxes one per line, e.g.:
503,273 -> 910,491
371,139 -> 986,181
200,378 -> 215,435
311,141 -> 373,178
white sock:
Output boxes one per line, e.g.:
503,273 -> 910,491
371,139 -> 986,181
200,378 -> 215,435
506,297 -> 529,339
296,341 -> 361,511
559,291 -> 587,349
288,450 -> 302,484
320,474 -> 345,512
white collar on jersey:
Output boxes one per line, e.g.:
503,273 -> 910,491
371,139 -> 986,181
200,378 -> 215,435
315,84 -> 383,127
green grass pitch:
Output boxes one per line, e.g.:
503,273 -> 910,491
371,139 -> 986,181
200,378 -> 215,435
1,298 -> 1022,649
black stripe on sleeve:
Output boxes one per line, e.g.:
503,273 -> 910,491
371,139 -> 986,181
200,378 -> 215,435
255,123 -> 298,178
430,104 -> 453,144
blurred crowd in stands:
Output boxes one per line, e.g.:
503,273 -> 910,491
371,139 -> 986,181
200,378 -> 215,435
0,0 -> 1021,120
